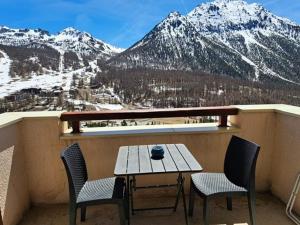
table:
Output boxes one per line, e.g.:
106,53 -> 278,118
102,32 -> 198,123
114,144 -> 203,225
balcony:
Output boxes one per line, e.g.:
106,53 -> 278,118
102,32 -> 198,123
0,104 -> 300,225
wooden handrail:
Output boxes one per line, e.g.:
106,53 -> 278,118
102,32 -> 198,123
61,106 -> 239,133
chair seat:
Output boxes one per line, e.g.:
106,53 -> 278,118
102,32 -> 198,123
191,173 -> 247,196
77,177 -> 125,204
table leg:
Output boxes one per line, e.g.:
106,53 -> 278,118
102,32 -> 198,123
127,173 -> 189,225
126,176 -> 130,225
130,176 -> 136,215
173,173 -> 189,225
174,173 -> 183,212
181,176 -> 189,225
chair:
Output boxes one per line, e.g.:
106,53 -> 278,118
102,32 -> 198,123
188,135 -> 260,225
61,143 -> 127,225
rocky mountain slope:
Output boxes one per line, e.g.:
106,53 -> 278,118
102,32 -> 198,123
109,0 -> 300,84
0,26 -> 124,98
0,26 -> 123,76
1,0 -> 300,99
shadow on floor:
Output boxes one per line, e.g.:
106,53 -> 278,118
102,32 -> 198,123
18,193 -> 294,225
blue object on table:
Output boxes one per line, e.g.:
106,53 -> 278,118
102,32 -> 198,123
151,145 -> 164,159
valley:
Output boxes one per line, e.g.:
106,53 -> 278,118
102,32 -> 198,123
0,0 -> 300,118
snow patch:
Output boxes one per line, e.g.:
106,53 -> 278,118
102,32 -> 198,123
67,98 -> 123,111
0,50 -> 13,96
0,66 -> 88,98
95,103 -> 123,111
261,65 -> 299,84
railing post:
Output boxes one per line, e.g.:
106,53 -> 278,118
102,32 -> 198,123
218,115 -> 228,127
0,208 -> 3,225
71,121 -> 81,133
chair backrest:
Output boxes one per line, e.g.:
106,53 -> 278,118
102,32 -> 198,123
224,135 -> 260,190
61,143 -> 88,202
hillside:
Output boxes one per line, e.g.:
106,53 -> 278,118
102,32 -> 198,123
109,0 -> 300,84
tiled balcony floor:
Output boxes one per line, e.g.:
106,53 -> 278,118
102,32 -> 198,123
18,193 -> 294,225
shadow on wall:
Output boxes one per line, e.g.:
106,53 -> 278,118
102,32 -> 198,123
0,143 -> 30,225
0,146 -> 14,224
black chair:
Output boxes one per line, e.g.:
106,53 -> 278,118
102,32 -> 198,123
61,143 -> 127,225
188,135 -> 260,225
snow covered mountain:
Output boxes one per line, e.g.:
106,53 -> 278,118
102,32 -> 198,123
48,27 -> 123,59
109,0 -> 300,84
0,26 -> 123,58
0,26 -> 123,75
0,26 -> 124,98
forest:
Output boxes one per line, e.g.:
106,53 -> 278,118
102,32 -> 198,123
90,68 -> 300,108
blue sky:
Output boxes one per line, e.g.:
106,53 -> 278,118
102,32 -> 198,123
1,0 -> 300,48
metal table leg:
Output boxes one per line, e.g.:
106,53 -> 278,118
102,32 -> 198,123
126,176 -> 130,225
173,173 -> 182,212
173,173 -> 189,225
128,173 -> 189,225
181,176 -> 189,225
130,176 -> 136,215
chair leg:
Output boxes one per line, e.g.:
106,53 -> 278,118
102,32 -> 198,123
69,205 -> 77,225
188,181 -> 195,217
226,195 -> 232,211
80,206 -> 86,222
118,201 -> 127,225
203,197 -> 209,225
247,192 -> 256,225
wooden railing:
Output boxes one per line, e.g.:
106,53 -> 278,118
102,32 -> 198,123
60,106 -> 239,133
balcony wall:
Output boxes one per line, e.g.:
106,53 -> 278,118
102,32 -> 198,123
0,105 -> 300,225
271,109 -> 300,208
0,115 -> 29,225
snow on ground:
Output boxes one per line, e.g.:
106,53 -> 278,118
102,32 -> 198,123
0,52 -> 119,109
0,50 -> 13,97
89,60 -> 102,73
45,43 -> 65,72
58,52 -> 64,72
261,65 -> 299,84
106,87 -> 121,102
95,103 -> 123,110
237,30 -> 268,50
67,99 -> 123,111
241,55 -> 260,80
0,63 -> 87,98
217,89 -> 224,95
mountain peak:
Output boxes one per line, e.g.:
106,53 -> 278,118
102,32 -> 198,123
150,10 -> 186,34
109,0 -> 300,84
0,25 -> 10,29
189,0 -> 261,17
55,27 -> 94,43
167,11 -> 182,19
0,26 -> 11,33
61,27 -> 78,32
59,27 -> 82,35
186,0 -> 299,34
213,0 -> 244,3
